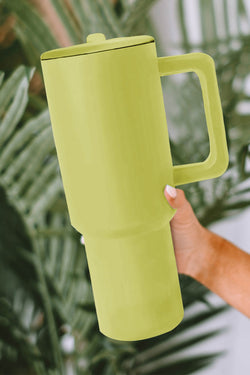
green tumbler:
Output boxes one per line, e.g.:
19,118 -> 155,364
40,33 -> 229,341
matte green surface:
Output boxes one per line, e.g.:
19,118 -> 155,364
40,33 -> 228,341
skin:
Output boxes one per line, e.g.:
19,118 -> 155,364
164,186 -> 250,319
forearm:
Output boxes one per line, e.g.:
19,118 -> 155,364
187,227 -> 250,318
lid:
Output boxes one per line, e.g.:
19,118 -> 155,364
40,33 -> 154,60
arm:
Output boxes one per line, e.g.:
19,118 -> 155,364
191,226 -> 250,317
164,185 -> 250,318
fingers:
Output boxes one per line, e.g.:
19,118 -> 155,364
80,186 -> 189,247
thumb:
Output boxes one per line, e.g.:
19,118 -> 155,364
164,184 -> 196,225
164,185 -> 187,209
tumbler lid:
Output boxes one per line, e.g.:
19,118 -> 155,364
40,33 -> 154,60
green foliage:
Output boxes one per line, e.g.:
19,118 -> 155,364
0,0 -> 250,374
0,67 -> 97,374
162,4 -> 250,227
1,0 -> 161,71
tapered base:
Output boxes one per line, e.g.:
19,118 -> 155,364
84,223 -> 184,341
101,302 -> 184,342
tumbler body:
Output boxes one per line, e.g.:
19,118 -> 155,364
41,34 -> 228,340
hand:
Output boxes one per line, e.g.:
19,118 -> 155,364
164,185 -> 210,277
81,184 -> 209,277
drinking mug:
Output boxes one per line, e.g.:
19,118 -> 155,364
41,33 -> 229,341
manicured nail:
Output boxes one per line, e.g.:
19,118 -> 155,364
80,235 -> 85,245
165,184 -> 177,199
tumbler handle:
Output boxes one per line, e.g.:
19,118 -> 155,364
158,53 -> 229,186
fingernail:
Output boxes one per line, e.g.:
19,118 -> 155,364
165,184 -> 177,199
80,235 -> 85,245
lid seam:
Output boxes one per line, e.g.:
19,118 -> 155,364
41,40 -> 155,61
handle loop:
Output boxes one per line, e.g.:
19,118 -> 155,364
158,53 -> 229,186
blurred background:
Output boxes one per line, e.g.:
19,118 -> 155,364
0,0 -> 250,374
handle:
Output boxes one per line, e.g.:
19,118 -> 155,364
158,53 -> 229,186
